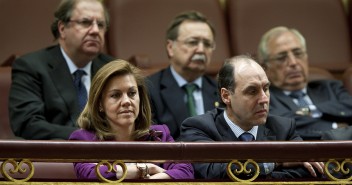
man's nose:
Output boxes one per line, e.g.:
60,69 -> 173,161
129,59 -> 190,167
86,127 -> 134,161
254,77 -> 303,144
89,20 -> 101,32
259,90 -> 269,104
286,52 -> 298,65
195,42 -> 206,52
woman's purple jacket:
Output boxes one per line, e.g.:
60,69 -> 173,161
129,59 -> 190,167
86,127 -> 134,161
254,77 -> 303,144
69,124 -> 194,180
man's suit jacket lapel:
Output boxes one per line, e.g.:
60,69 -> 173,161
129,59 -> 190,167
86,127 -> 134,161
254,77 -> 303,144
214,109 -> 277,141
46,45 -> 111,124
47,46 -> 79,122
160,68 -> 189,128
91,55 -> 108,78
270,86 -> 297,110
202,76 -> 218,111
306,83 -> 328,105
257,124 -> 277,141
214,110 -> 238,141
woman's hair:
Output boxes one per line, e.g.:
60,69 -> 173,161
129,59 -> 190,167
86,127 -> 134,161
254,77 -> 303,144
77,60 -> 152,140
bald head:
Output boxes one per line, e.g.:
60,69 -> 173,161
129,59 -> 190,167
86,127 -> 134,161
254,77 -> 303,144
217,55 -> 269,106
218,55 -> 271,130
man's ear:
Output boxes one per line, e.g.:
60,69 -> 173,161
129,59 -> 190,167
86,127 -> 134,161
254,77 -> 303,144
220,88 -> 231,105
166,40 -> 174,58
58,20 -> 66,39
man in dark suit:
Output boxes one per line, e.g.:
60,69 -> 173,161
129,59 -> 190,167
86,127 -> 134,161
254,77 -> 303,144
147,11 -> 219,140
9,0 -> 114,140
257,26 -> 352,140
180,55 -> 324,179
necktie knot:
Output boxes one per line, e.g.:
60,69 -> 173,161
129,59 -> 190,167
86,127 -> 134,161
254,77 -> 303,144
73,69 -> 87,112
184,83 -> 197,94
73,69 -> 86,80
289,90 -> 305,99
184,83 -> 197,116
239,132 -> 254,142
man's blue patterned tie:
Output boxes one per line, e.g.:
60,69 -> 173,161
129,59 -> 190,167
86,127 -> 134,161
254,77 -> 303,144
73,70 -> 87,112
239,132 -> 254,141
289,90 -> 309,108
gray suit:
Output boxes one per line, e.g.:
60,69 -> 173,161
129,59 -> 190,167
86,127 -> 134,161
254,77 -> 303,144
9,45 -> 114,140
147,67 -> 219,140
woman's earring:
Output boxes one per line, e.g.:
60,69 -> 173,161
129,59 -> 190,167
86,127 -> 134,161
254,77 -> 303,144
99,107 -> 103,112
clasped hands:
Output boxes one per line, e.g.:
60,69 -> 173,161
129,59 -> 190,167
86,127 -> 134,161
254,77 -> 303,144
115,163 -> 171,179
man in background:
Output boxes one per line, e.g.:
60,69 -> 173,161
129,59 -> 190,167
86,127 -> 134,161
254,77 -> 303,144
9,0 -> 114,139
147,11 -> 219,140
257,26 -> 352,140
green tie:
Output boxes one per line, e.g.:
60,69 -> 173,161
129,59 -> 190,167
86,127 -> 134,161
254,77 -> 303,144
184,84 -> 197,116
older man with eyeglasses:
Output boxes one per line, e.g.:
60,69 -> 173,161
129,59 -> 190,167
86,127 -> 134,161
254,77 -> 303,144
257,26 -> 352,140
146,11 -> 219,140
9,0 -> 114,140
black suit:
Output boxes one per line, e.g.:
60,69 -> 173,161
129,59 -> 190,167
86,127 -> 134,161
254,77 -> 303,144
147,67 -> 219,139
179,108 -> 310,179
9,45 -> 114,140
269,80 -> 352,140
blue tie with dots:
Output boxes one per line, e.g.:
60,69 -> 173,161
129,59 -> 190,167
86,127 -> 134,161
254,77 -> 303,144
239,132 -> 255,141
289,90 -> 309,108
73,70 -> 87,112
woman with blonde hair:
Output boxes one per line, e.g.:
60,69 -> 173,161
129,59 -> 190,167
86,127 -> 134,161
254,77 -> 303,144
69,60 -> 194,180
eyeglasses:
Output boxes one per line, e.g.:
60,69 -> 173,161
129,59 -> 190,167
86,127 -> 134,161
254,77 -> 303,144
69,18 -> 107,31
176,38 -> 216,50
266,49 -> 306,65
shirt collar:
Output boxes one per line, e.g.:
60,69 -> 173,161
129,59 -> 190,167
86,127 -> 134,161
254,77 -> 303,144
283,87 -> 307,96
60,46 -> 92,76
223,110 -> 258,140
170,66 -> 202,88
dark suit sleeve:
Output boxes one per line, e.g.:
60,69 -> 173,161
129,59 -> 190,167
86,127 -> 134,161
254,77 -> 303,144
180,115 -> 230,179
9,56 -> 77,139
313,80 -> 352,121
269,94 -> 333,139
270,80 -> 352,139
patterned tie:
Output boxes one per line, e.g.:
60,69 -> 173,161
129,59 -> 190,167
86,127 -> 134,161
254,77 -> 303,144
289,90 -> 309,108
239,132 -> 255,141
184,83 -> 197,116
73,70 -> 87,112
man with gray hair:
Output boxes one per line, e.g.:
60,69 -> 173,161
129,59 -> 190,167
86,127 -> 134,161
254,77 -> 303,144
257,26 -> 352,140
147,11 -> 219,140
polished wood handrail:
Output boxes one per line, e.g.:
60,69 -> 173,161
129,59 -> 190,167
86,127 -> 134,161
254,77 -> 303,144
0,140 -> 351,162
0,140 -> 351,184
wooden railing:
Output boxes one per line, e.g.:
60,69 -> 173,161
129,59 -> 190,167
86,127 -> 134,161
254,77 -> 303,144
0,140 -> 351,184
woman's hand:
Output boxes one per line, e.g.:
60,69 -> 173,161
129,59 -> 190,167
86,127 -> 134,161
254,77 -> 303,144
115,163 -> 171,179
146,163 -> 171,179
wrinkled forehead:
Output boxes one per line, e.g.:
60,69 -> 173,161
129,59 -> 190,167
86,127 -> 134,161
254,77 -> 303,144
267,31 -> 303,54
